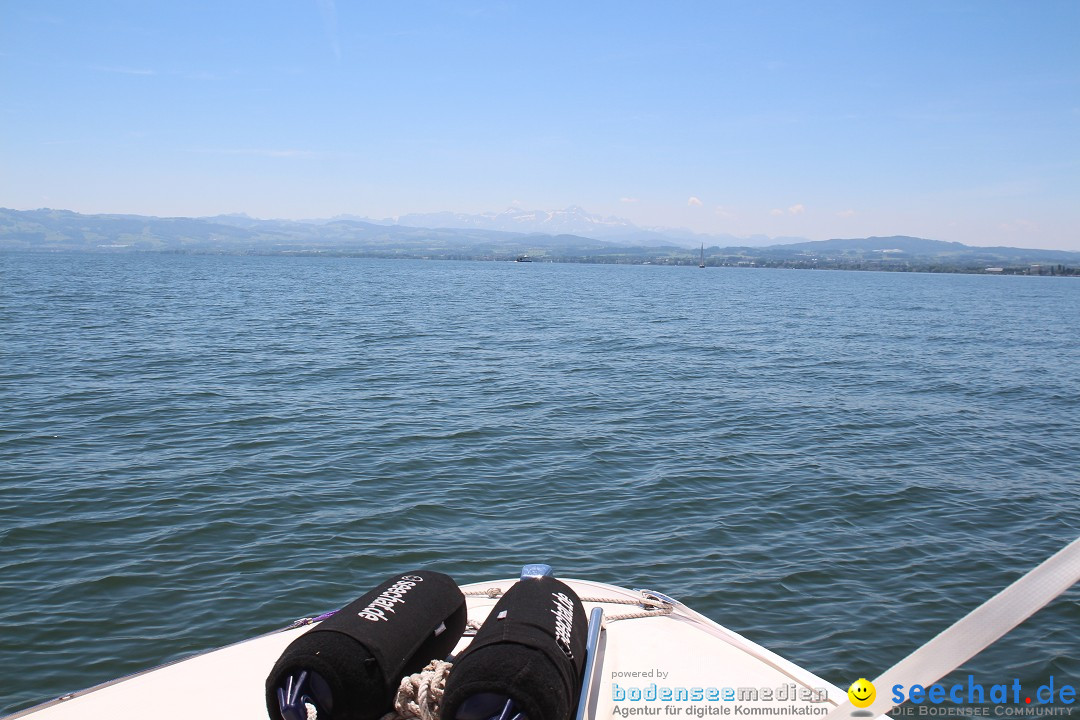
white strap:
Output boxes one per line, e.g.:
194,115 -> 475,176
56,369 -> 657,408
824,535 -> 1080,719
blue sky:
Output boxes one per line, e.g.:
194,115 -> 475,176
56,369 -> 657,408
2,1 -> 1078,249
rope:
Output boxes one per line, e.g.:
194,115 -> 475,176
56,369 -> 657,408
604,606 -> 673,621
580,594 -> 673,621
380,659 -> 453,720
296,588 -> 671,630
464,588 -> 674,623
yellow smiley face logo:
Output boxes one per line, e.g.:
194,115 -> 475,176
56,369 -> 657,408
848,678 -> 876,708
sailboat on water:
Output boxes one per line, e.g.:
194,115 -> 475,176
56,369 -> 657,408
698,243 -> 705,268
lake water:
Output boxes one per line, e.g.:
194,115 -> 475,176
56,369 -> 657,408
1,253 -> 1078,715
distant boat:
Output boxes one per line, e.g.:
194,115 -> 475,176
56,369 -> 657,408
698,244 -> 705,268
515,255 -> 533,263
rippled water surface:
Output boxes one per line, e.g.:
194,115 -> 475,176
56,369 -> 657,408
1,253 -> 1078,715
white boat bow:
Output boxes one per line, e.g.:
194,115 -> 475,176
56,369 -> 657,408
9,577 -> 861,720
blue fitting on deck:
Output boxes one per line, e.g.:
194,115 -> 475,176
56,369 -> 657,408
520,564 -> 554,579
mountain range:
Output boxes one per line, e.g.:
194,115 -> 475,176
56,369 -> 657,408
311,206 -> 795,249
2,207 -> 1078,271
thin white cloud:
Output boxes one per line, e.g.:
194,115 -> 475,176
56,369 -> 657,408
788,203 -> 805,215
253,149 -> 318,158
179,70 -> 226,81
620,197 -> 640,204
770,208 -> 784,216
92,65 -> 156,76
315,0 -> 341,60
714,205 -> 735,219
836,209 -> 856,218
188,148 -> 320,158
688,196 -> 702,207
999,219 -> 1039,232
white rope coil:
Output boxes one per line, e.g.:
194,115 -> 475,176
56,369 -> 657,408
380,659 -> 453,720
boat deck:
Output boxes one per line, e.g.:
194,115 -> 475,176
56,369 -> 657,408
10,578 -> 858,720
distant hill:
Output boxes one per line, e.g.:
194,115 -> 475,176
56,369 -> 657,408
778,235 -> 969,254
328,206 -> 793,249
0,207 -> 671,258
2,208 -> 1078,272
753,235 -> 1080,264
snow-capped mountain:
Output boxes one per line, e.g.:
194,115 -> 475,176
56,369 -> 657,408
393,206 -> 637,238
386,206 -> 796,248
